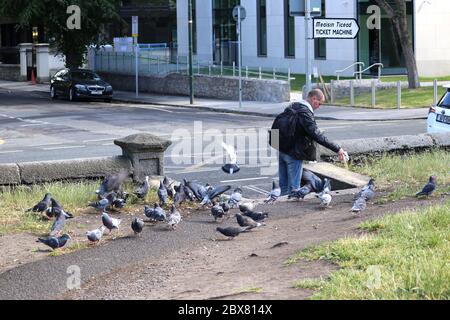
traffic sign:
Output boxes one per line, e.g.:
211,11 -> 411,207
313,18 -> 360,39
132,16 -> 138,38
232,5 -> 246,21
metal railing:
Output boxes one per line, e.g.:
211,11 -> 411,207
354,63 -> 384,80
336,62 -> 365,81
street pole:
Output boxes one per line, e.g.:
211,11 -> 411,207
305,0 -> 311,94
238,8 -> 242,108
135,39 -> 139,98
188,0 -> 194,104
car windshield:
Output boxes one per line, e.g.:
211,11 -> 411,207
71,71 -> 101,81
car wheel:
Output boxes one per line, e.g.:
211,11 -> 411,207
50,86 -> 57,100
69,87 -> 76,102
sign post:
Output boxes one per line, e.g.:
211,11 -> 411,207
313,18 -> 360,39
132,16 -> 139,98
233,5 -> 246,109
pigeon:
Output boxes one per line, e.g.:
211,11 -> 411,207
158,180 -> 168,206
26,193 -> 52,213
220,201 -> 230,213
173,183 -> 193,205
184,179 -> 208,201
200,185 -> 232,206
216,226 -> 250,240
350,197 -> 367,214
131,218 -> 145,235
355,179 -> 376,201
134,176 -> 150,199
416,176 -> 437,197
86,226 -> 106,243
102,212 -> 121,232
112,192 -> 129,209
37,234 -> 71,250
163,176 -> 175,199
96,170 -> 129,198
45,198 -> 74,219
167,205 -> 182,230
239,202 -> 256,213
89,197 -> 111,211
221,142 -> 240,174
211,202 -> 225,221
242,210 -> 269,222
316,193 -> 332,207
235,213 -> 262,230
264,181 -> 281,204
144,203 -> 166,221
302,170 -> 324,193
228,188 -> 243,208
49,210 -> 69,236
288,184 -> 313,200
321,178 -> 332,194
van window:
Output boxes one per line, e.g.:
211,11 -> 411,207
438,91 -> 450,109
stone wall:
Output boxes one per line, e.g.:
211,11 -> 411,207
0,64 -> 20,81
98,72 -> 290,103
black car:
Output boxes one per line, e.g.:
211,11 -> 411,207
50,69 -> 113,102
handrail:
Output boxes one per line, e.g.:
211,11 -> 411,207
354,63 -> 384,80
336,62 -> 365,81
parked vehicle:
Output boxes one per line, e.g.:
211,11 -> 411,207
427,85 -> 450,133
50,69 -> 113,102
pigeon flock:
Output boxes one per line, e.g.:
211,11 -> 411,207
30,169 -> 439,250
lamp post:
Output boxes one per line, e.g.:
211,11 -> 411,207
188,0 -> 194,104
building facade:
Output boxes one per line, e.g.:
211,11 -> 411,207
177,0 -> 450,77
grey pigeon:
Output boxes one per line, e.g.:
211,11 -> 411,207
316,193 -> 332,207
158,179 -> 168,206
239,202 -> 256,213
26,193 -> 52,213
37,234 -> 70,250
200,185 -> 232,206
86,226 -> 106,243
45,198 -> 74,219
242,210 -> 269,222
216,226 -> 250,240
131,218 -> 145,234
144,203 -> 166,221
102,212 -> 121,232
264,181 -> 281,204
355,179 -> 376,201
228,188 -> 242,208
235,213 -> 262,230
321,178 -> 332,194
416,176 -> 437,197
220,201 -> 230,213
184,179 -> 208,201
112,193 -> 129,209
134,176 -> 150,199
96,170 -> 129,198
350,197 -> 367,213
163,176 -> 175,199
49,210 -> 69,236
89,197 -> 111,211
167,205 -> 182,230
302,170 -> 324,193
211,201 -> 225,221
221,142 -> 240,174
288,184 -> 313,200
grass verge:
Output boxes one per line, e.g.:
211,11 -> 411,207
347,149 -> 450,202
288,200 -> 450,299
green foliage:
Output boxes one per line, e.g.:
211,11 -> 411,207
0,0 -> 122,68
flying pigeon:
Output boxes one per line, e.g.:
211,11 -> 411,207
37,234 -> 71,250
228,188 -> 242,208
264,181 -> 281,204
96,170 -> 129,198
200,185 -> 232,206
355,179 -> 376,201
221,142 -> 240,174
102,212 -> 121,232
158,180 -> 168,206
350,197 -> 367,214
239,202 -> 256,213
184,179 -> 209,201
131,218 -> 145,235
216,226 -> 250,240
167,205 -> 182,230
416,176 -> 437,197
211,201 -> 225,221
302,170 -> 324,193
134,176 -> 150,199
235,213 -> 262,230
86,226 -> 106,243
49,210 -> 69,236
26,193 -> 52,213
242,210 -> 269,222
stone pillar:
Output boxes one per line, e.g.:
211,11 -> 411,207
114,133 -> 172,182
18,43 -> 32,81
35,43 -> 50,83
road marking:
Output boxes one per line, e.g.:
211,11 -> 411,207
247,185 -> 271,193
101,143 -> 114,146
320,125 -> 351,130
42,145 -> 86,151
20,123 -> 45,127
0,150 -> 23,154
220,177 -> 268,183
243,185 -> 269,195
82,138 -> 119,143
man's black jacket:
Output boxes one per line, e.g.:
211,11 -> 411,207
287,102 -> 341,161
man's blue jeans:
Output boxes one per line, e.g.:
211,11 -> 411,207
278,151 -> 303,196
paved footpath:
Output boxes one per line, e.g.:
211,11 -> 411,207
0,80 -> 428,121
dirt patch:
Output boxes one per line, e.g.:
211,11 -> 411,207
58,194 -> 448,300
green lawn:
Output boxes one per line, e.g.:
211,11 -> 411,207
288,200 -> 450,299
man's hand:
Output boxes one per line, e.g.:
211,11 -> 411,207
337,148 -> 347,162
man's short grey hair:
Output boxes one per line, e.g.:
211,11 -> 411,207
307,89 -> 324,100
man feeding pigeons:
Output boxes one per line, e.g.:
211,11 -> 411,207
270,89 -> 348,196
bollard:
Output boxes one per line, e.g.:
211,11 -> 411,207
157,56 -> 159,74
221,61 -> 223,76
288,68 -> 291,87
433,79 -> 438,106
197,61 -> 200,75
209,62 -> 211,76
246,66 -> 248,78
397,81 -> 401,109
176,56 -> 179,73
330,80 -> 335,103
273,68 -> 276,79
371,80 -> 376,108
233,61 -> 236,77
259,67 -> 262,79
350,80 -> 354,106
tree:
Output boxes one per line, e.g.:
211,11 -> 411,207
374,0 -> 419,88
0,0 -> 122,68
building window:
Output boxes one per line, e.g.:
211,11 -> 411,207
314,0 -> 326,59
212,0 -> 240,65
284,0 -> 295,57
257,0 -> 267,56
